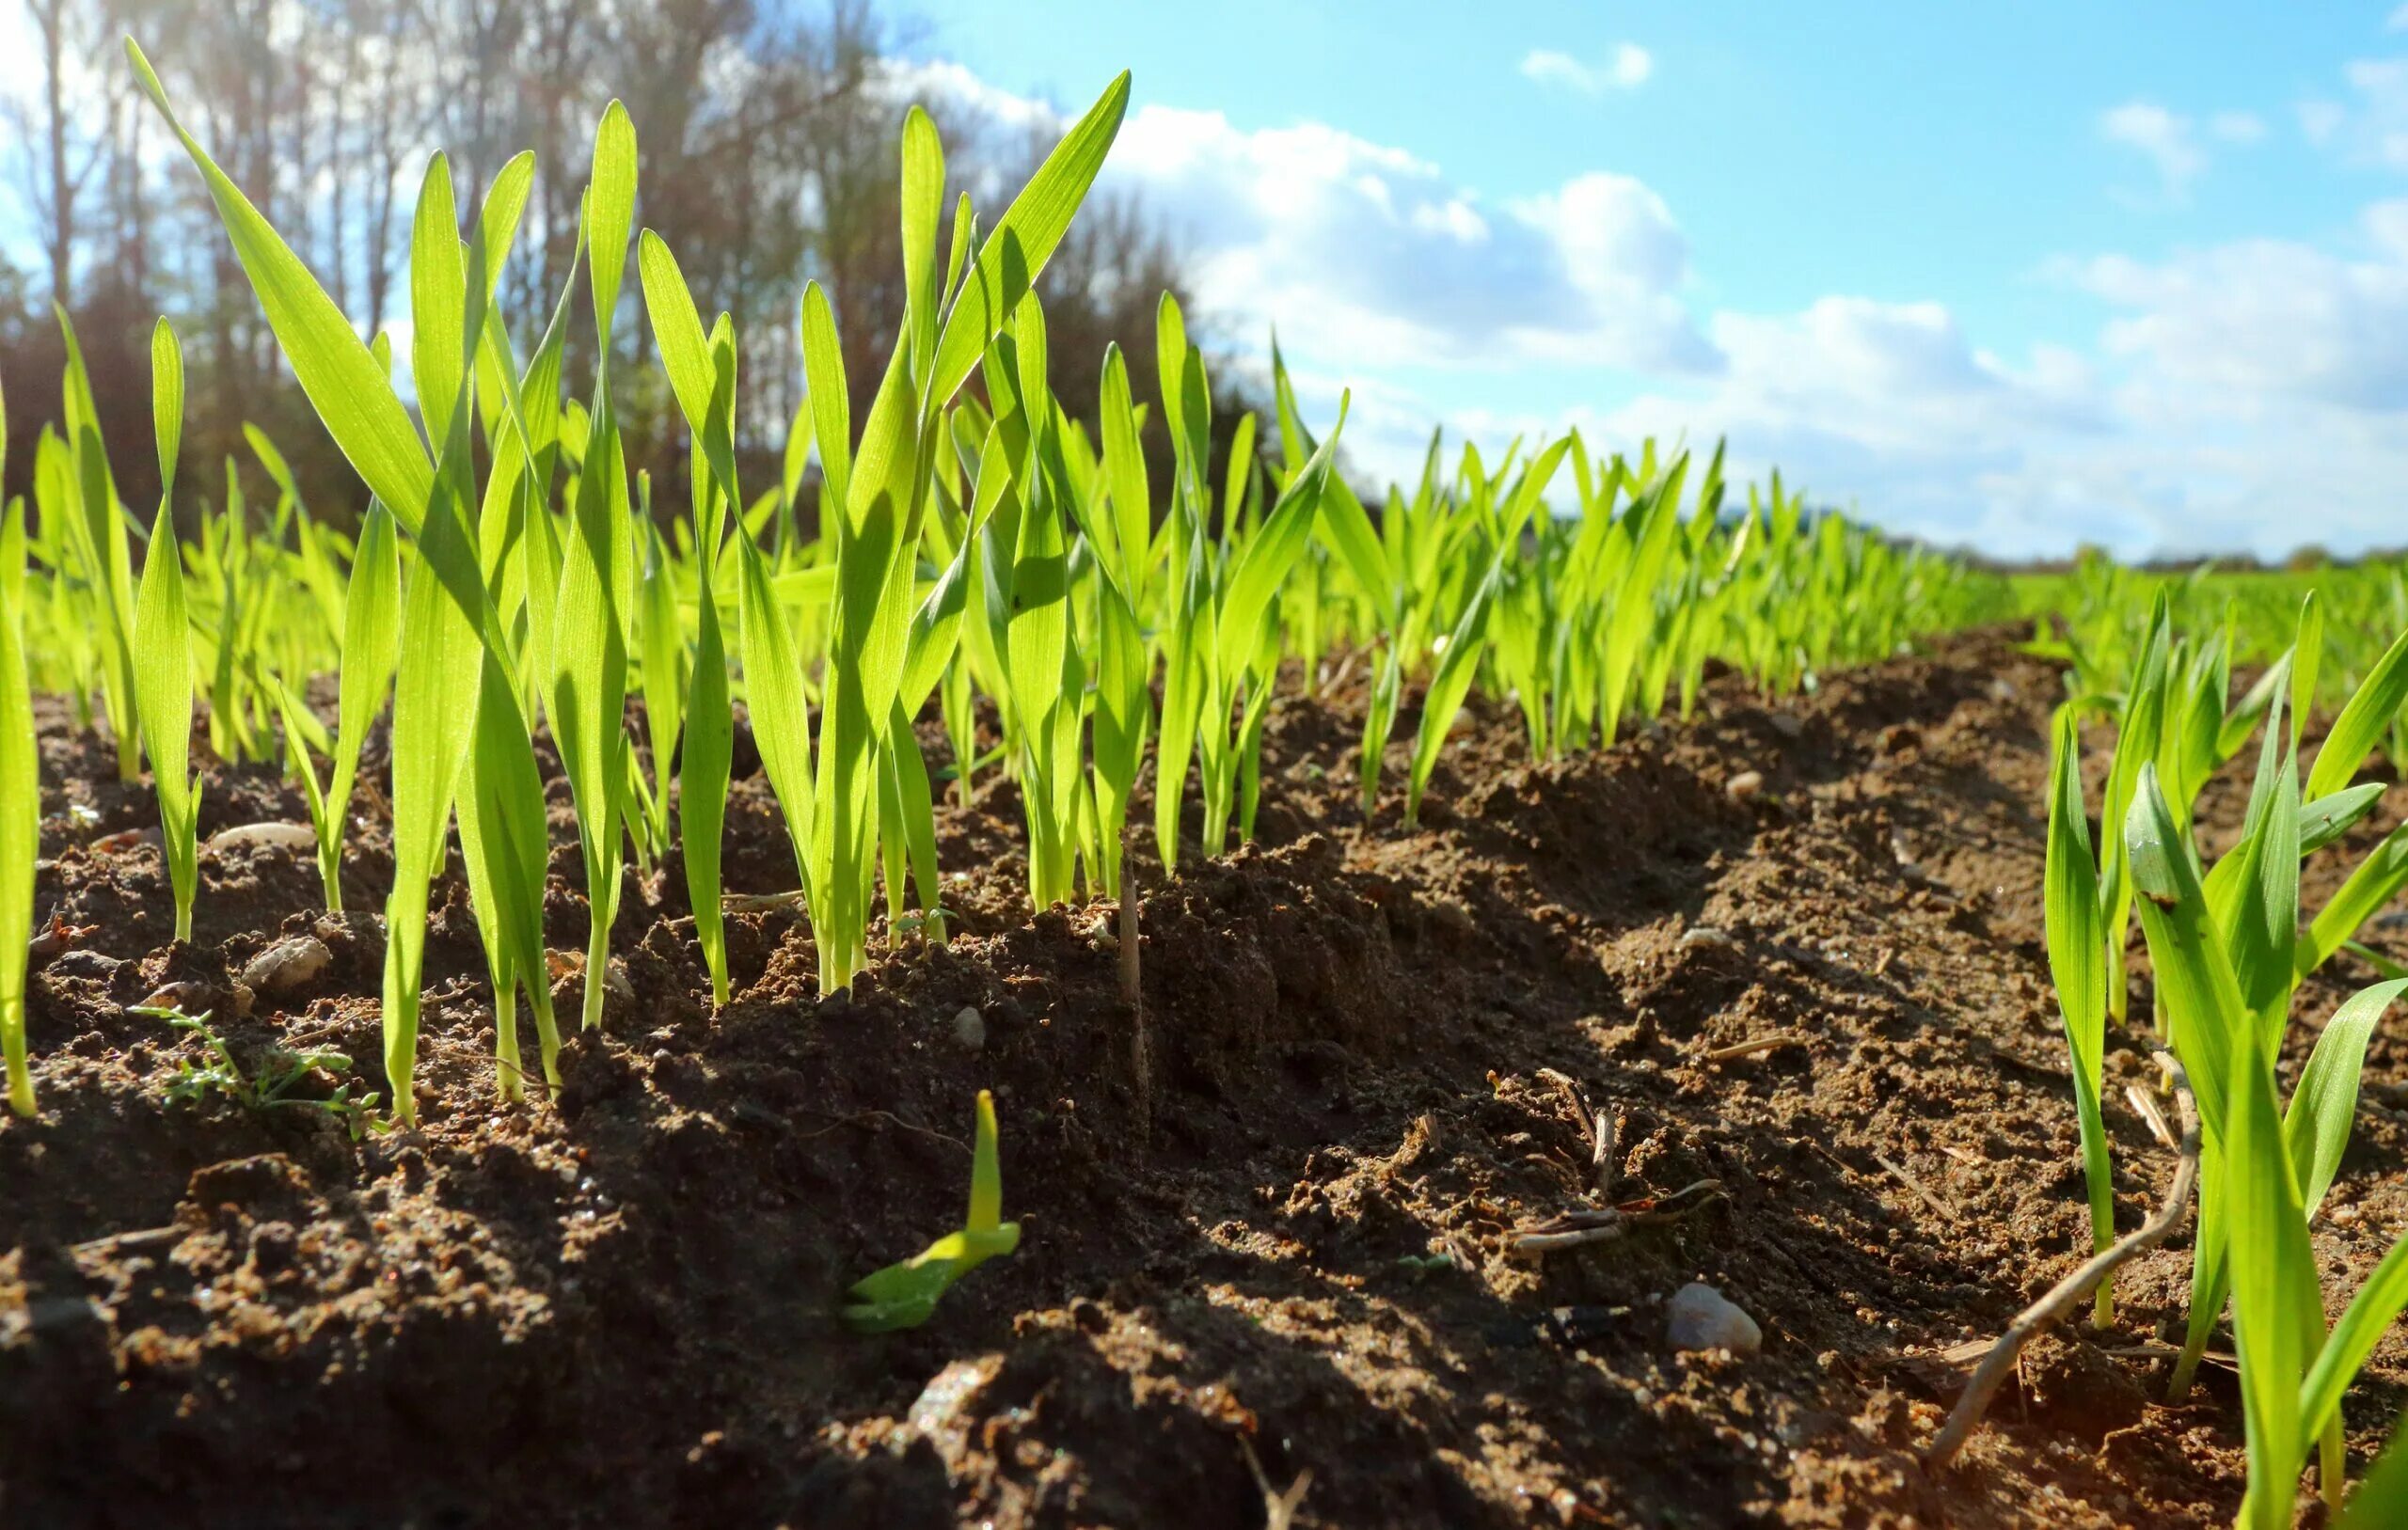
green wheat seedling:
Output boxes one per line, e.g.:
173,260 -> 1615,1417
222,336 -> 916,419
2125,725 -> 2408,1524
0,375 -> 37,1117
637,231 -> 741,1004
2046,592 -> 2408,1417
51,308 -> 144,783
132,37 -> 561,1118
2025,578 -> 2408,1528
549,103 -> 639,1036
131,321 -> 198,943
1146,301 -> 1352,862
995,293 -> 1091,907
272,502 -> 399,912
1403,436 -> 1573,827
840,1089 -> 1020,1332
736,83 -> 1129,980
2042,706 -> 2118,1325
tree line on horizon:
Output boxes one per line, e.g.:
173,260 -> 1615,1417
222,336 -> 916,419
2,0 -> 1228,532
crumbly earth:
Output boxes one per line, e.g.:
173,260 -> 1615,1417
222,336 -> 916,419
4,628 -> 2404,1529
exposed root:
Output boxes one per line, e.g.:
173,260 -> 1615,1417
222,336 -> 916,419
1239,1435 -> 1312,1530
1510,1179 -> 1724,1257
1924,1052 -> 2200,1472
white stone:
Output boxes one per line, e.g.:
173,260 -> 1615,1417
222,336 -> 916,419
1666,1282 -> 1762,1355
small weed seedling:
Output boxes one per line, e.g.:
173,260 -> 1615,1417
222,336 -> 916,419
138,1005 -> 381,1139
887,905 -> 960,943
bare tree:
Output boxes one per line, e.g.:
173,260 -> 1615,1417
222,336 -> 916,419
9,0 -> 130,306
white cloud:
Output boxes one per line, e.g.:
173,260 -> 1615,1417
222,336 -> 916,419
2099,101 -> 2266,203
2071,217 -> 2408,411
1326,227 -> 2408,563
1575,303 -> 2120,559
1519,44 -> 1654,96
891,55 -> 2408,562
2101,102 -> 2208,197
1608,221 -> 2408,559
2292,56 -> 2408,166
1116,106 -> 1711,371
2210,110 -> 2266,143
895,63 -> 1712,376
877,56 -> 1063,136
1502,173 -> 1714,370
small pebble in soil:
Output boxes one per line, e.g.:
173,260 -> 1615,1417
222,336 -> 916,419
952,1005 -> 986,1050
1678,926 -> 1735,951
1666,1282 -> 1762,1355
1725,770 -> 1764,802
241,936 -> 334,998
1767,713 -> 1805,739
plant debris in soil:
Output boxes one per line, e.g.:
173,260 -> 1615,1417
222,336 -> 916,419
5,627 -> 2407,1528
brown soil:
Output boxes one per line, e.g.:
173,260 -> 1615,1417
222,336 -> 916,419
5,628 -> 2405,1529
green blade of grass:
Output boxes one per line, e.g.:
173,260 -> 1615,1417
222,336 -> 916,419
927,73 -> 1131,409
2309,623 -> 2408,801
381,481 -> 483,1123
736,533 -> 817,907
2045,707 -> 2117,1320
2284,979 -> 2408,1218
455,648 -> 562,1097
550,391 -> 632,1031
0,527 -> 36,1115
2227,1010 -> 2321,1530
2304,1235 -> 2408,1458
131,432 -> 197,940
2338,1408 -> 2408,1528
126,38 -> 433,531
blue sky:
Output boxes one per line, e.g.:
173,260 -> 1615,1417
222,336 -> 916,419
901,1 -> 2408,559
